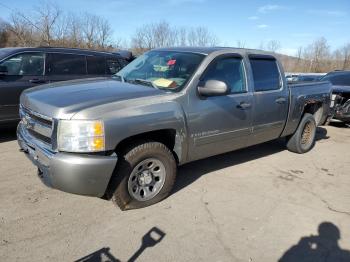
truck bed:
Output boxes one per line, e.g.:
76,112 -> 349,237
281,81 -> 332,137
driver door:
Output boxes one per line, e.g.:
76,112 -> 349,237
0,52 -> 46,122
185,54 -> 253,161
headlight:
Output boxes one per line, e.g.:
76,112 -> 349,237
57,120 -> 105,152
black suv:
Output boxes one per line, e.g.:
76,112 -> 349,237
0,47 -> 131,124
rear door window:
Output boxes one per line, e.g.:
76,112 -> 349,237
106,59 -> 121,75
0,52 -> 44,76
87,56 -> 106,75
118,58 -> 128,67
250,57 -> 281,91
48,53 -> 86,75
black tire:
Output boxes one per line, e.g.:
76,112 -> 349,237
110,141 -> 176,210
286,113 -> 317,154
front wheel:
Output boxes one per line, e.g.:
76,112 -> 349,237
111,141 -> 177,210
286,113 -> 317,154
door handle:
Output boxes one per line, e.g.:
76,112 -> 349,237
237,102 -> 251,110
275,97 -> 287,104
29,79 -> 46,84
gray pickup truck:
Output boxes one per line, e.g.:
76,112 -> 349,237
17,47 -> 331,210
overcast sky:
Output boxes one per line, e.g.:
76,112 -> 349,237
1,0 -> 350,55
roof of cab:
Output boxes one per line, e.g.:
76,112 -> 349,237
153,46 -> 275,56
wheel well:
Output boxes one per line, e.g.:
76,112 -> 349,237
114,129 -> 178,161
102,129 -> 178,200
303,102 -> 323,125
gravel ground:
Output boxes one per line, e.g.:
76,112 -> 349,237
0,124 -> 349,262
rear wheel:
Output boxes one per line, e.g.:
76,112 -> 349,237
111,141 -> 177,210
286,113 -> 317,154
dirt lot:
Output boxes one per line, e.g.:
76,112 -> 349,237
0,124 -> 349,262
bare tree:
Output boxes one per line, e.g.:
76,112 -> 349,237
131,24 -> 153,53
97,18 -> 113,48
52,13 -> 71,46
113,37 -> 127,49
7,13 -> 38,46
0,18 -> 9,47
66,14 -> 83,48
236,40 -> 246,48
296,46 -> 303,60
292,46 -> 304,71
153,21 -> 172,47
36,2 -> 61,46
266,40 -> 281,53
175,27 -> 187,46
131,21 -> 218,53
304,37 -> 330,72
187,27 -> 217,46
258,41 -> 265,50
81,13 -> 99,48
340,43 -> 350,70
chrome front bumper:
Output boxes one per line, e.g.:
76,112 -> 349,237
17,123 -> 118,197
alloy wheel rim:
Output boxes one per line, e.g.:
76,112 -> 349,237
301,121 -> 314,147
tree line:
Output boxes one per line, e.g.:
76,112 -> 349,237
0,3 -> 218,53
0,2 -> 349,73
0,3 -> 115,50
130,21 -> 218,54
277,38 -> 350,73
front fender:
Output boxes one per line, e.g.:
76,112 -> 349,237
103,101 -> 188,163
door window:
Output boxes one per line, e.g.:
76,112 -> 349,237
250,58 -> 281,91
201,57 -> 246,94
87,56 -> 106,75
0,52 -> 44,76
106,59 -> 121,75
48,53 -> 86,75
118,58 -> 128,67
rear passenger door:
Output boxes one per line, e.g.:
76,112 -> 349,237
248,55 -> 289,145
46,53 -> 88,83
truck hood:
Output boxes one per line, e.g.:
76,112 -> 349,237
20,78 -> 164,119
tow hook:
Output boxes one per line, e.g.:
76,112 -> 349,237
37,169 -> 44,178
19,148 -> 28,154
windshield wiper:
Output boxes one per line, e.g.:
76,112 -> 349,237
133,79 -> 158,89
112,74 -> 125,82
113,76 -> 159,89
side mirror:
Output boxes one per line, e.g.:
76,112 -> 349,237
0,65 -> 8,76
197,80 -> 228,97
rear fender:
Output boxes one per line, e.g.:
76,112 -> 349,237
281,85 -> 331,137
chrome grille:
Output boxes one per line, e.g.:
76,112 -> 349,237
20,106 -> 53,146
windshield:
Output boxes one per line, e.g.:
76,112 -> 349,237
321,72 -> 350,86
116,51 -> 205,91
